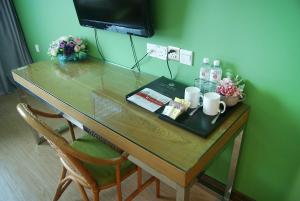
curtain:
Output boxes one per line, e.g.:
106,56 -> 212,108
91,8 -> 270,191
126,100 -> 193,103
0,0 -> 32,95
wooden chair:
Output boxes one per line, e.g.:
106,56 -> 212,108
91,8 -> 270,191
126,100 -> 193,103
17,103 -> 160,201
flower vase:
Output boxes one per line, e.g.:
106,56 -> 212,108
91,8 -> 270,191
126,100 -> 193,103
57,54 -> 76,64
57,52 -> 88,65
221,95 -> 240,107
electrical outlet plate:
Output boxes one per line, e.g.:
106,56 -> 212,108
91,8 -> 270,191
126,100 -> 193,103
146,43 -> 167,60
168,46 -> 180,61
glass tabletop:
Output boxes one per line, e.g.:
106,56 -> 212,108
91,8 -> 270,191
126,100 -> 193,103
13,58 -> 248,172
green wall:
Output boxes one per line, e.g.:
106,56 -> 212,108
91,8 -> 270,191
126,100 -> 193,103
13,0 -> 300,200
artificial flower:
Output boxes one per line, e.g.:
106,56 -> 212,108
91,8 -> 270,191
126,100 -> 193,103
50,48 -> 58,57
216,76 -> 245,98
74,38 -> 82,45
80,44 -> 86,50
48,35 -> 87,61
74,45 -> 81,52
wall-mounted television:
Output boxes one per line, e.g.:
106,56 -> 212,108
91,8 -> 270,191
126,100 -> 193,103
73,0 -> 154,37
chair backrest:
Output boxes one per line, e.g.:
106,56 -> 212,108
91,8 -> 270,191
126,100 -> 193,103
16,103 -> 97,188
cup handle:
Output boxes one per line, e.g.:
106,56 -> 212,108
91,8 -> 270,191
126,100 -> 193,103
219,101 -> 226,114
199,94 -> 204,107
238,93 -> 246,102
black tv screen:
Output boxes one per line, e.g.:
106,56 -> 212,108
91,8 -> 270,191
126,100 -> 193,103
73,0 -> 154,37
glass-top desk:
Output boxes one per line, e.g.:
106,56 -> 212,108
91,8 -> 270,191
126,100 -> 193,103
12,58 -> 249,201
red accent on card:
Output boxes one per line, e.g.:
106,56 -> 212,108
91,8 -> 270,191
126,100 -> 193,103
136,92 -> 164,107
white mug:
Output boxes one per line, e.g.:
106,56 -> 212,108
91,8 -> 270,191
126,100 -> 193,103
200,92 -> 226,116
184,87 -> 200,108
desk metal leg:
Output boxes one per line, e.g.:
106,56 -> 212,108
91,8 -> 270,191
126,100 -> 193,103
176,183 -> 191,201
16,88 -> 46,144
128,155 -> 192,201
223,129 -> 244,201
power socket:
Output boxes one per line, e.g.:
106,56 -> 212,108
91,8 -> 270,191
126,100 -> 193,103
147,43 -> 157,57
167,46 -> 180,61
147,43 -> 167,60
156,45 -> 167,60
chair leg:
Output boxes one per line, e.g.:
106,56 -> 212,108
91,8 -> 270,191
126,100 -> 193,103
116,165 -> 122,201
75,183 -> 89,201
155,179 -> 160,198
137,167 -> 142,191
53,179 -> 72,201
53,167 -> 70,201
116,184 -> 122,201
92,189 -> 100,201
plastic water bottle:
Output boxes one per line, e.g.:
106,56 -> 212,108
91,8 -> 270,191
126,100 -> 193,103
209,59 -> 222,92
198,58 -> 211,94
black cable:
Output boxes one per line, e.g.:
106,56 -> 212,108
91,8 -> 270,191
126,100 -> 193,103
95,29 -> 105,61
130,51 -> 151,69
129,34 -> 139,71
94,28 -> 105,61
129,34 -> 140,71
166,50 -> 175,80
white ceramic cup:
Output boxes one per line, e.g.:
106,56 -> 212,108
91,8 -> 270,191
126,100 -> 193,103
200,92 -> 226,116
184,86 -> 200,108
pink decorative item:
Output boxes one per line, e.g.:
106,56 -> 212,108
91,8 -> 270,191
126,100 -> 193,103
221,95 -> 240,107
216,76 -> 245,107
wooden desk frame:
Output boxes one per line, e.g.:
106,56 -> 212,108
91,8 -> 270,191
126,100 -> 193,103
13,72 -> 248,201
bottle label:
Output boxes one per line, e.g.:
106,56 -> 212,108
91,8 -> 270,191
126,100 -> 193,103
199,68 -> 210,80
209,69 -> 222,83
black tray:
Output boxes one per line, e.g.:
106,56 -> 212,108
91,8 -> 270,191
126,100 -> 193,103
126,76 -> 238,138
126,76 -> 186,114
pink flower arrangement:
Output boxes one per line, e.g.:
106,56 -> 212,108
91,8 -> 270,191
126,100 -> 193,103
216,76 -> 245,98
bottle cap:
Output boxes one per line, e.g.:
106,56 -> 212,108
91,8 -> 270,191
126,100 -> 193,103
213,60 -> 220,67
203,58 -> 209,64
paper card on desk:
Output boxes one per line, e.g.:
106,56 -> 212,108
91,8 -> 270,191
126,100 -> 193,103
127,88 -> 171,112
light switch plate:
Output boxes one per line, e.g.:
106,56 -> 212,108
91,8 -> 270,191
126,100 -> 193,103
34,44 -> 40,53
180,49 -> 193,66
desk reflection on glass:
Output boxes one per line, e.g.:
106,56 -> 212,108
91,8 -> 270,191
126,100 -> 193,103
92,91 -> 122,120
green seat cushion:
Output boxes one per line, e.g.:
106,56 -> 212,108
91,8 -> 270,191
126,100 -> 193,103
71,132 -> 136,186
